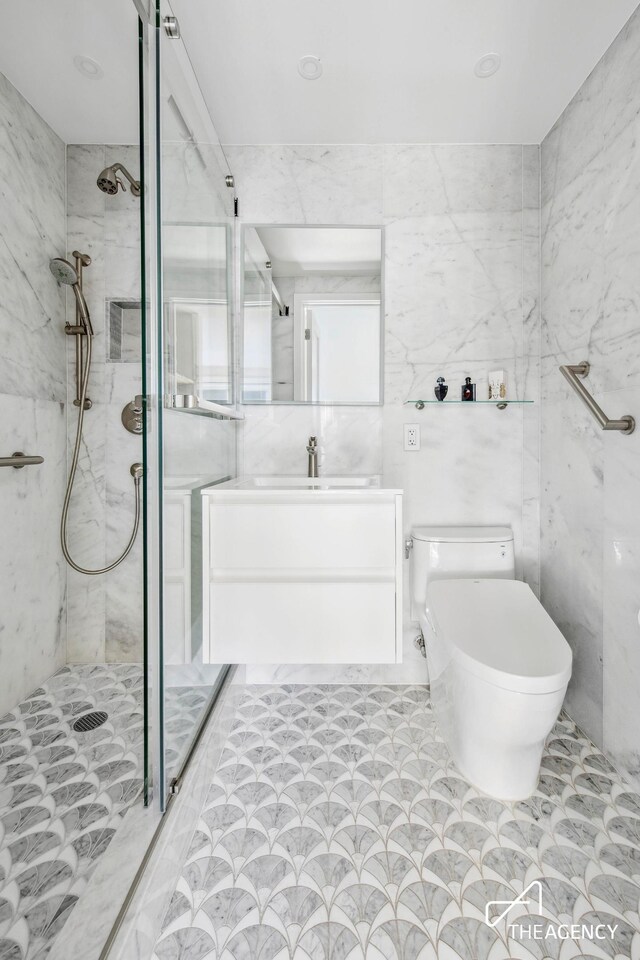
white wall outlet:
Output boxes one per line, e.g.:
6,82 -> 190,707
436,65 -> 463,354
404,423 -> 421,450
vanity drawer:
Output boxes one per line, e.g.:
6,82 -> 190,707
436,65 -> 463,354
209,581 -> 397,663
209,500 -> 396,570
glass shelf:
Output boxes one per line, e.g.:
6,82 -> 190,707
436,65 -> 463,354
405,399 -> 534,410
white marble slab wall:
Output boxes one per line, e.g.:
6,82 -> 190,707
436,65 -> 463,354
227,143 -> 540,684
541,7 -> 640,784
0,73 -> 67,714
65,144 -> 144,663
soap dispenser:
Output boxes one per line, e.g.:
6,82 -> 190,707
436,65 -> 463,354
461,376 -> 476,401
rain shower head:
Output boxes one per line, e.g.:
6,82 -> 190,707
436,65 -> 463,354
97,162 -> 141,197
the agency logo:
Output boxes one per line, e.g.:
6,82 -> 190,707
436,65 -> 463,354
485,880 -> 543,928
484,881 -> 619,944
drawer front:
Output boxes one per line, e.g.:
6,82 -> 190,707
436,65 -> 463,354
208,582 -> 397,664
209,501 -> 396,570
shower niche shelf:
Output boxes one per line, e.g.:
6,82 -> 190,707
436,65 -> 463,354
168,395 -> 244,420
405,399 -> 534,411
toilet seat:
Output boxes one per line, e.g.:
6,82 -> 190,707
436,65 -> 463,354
427,579 -> 572,694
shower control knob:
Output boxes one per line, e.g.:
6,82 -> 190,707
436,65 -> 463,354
122,395 -> 144,435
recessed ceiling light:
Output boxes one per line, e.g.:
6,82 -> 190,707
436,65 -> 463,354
298,55 -> 323,80
474,53 -> 501,79
73,55 -> 104,80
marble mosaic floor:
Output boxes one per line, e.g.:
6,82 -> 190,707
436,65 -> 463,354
0,664 -> 144,960
0,664 -> 219,960
153,684 -> 640,960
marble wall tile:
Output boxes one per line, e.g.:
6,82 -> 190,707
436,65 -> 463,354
383,144 -> 524,217
602,385 -> 640,784
0,73 -> 67,715
540,4 -> 640,778
384,213 -> 524,370
0,394 -> 67,715
0,73 -> 66,404
226,145 -> 383,224
239,405 -> 383,478
66,144 -> 144,663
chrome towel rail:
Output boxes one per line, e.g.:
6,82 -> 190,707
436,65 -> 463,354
0,451 -> 44,469
559,361 -> 635,435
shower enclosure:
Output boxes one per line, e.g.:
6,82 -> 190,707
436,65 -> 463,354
0,1 -> 236,957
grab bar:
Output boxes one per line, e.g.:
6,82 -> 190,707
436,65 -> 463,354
0,451 -> 45,469
559,361 -> 635,435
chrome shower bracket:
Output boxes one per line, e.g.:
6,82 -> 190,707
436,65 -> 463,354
122,395 -> 144,435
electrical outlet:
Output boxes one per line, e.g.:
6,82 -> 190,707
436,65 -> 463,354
404,423 -> 420,450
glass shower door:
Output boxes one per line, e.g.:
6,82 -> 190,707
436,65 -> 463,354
154,0 -> 235,806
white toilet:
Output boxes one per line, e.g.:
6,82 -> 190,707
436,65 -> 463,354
410,526 -> 572,801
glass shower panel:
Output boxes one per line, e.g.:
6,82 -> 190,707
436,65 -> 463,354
157,1 -> 235,804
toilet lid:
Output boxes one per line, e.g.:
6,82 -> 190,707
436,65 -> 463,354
427,579 -> 572,694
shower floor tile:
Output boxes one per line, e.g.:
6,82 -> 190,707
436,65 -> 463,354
0,664 -> 144,960
152,684 -> 640,960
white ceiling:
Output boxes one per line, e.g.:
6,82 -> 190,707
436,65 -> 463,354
171,0 -> 640,144
1,1 -> 638,145
0,0 -> 139,144
257,227 -> 382,277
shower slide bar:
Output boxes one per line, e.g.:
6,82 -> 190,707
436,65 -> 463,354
0,452 -> 44,468
559,361 -> 635,435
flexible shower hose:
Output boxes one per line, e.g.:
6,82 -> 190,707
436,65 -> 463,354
61,332 -> 142,575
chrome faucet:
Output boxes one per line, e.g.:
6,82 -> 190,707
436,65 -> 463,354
307,436 -> 318,478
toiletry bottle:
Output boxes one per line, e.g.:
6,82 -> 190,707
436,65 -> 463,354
461,376 -> 476,401
434,377 -> 448,401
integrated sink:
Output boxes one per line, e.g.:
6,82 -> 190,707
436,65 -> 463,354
219,475 -> 379,491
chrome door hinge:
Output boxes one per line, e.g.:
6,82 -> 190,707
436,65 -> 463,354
305,328 -> 311,341
404,537 -> 413,559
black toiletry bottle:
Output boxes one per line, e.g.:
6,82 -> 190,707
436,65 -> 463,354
434,377 -> 448,401
461,376 -> 476,401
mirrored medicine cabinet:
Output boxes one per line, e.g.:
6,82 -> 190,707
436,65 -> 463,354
242,225 -> 383,404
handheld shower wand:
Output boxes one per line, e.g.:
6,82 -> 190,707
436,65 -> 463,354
49,251 -> 142,576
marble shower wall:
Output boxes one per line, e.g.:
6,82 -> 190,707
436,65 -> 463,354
540,7 -> 640,784
65,144 -> 143,663
228,144 -> 540,683
0,73 -> 67,715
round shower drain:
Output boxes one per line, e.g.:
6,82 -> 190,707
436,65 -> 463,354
73,711 -> 108,732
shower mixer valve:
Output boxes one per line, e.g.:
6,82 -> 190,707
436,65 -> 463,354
121,395 -> 144,435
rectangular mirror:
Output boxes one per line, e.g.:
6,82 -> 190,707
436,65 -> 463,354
242,225 -> 383,404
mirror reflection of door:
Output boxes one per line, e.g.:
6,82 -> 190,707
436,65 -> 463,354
295,295 -> 381,402
242,226 -> 383,404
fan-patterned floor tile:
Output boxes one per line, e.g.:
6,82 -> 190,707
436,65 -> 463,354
0,664 -> 145,960
153,685 -> 640,959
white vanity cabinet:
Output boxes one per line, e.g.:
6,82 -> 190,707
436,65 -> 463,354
201,479 -> 403,664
